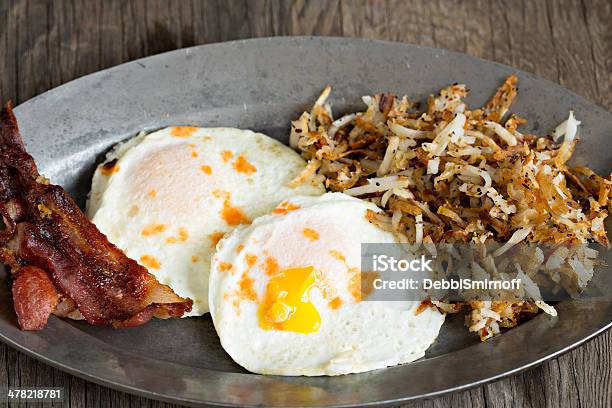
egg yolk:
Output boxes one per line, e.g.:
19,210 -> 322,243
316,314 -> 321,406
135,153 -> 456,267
258,266 -> 320,334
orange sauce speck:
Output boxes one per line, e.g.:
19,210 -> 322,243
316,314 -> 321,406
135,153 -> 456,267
218,262 -> 233,272
208,231 -> 226,247
232,272 -> 258,312
245,254 -> 258,268
239,273 -> 257,301
221,201 -> 250,226
141,223 -> 167,236
232,154 -> 257,175
147,190 -> 157,198
170,126 -> 196,137
329,250 -> 346,262
348,267 -> 362,301
166,237 -> 178,244
191,150 -> 199,157
362,272 -> 381,299
350,270 -> 380,301
236,244 -> 244,253
140,255 -> 161,269
272,201 -> 300,214
178,227 -> 189,242
329,297 -> 343,309
264,256 -> 280,276
214,190 -> 250,226
302,228 -> 319,241
191,255 -> 199,263
200,165 -> 212,175
221,150 -> 233,162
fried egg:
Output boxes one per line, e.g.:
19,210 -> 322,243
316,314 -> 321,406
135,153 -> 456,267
209,193 -> 445,376
87,127 -> 324,316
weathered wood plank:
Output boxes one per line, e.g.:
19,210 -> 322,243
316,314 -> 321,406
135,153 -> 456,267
0,0 -> 18,104
340,0 -> 389,39
0,1 -> 610,408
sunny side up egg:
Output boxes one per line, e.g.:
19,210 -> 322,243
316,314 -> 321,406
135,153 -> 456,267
87,126 -> 325,316
209,193 -> 445,376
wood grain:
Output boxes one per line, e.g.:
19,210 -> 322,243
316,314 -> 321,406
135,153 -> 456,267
0,1 -> 610,407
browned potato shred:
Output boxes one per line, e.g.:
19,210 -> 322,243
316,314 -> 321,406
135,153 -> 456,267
290,75 -> 610,341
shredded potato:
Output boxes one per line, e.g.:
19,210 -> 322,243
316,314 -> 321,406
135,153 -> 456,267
290,75 -> 611,341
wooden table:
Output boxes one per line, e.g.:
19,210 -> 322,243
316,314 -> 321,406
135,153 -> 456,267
1,1 -> 610,407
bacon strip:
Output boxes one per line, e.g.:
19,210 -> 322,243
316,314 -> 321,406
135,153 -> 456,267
12,266 -> 61,330
0,102 -> 192,330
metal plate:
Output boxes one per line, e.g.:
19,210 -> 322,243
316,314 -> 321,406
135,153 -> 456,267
2,37 -> 611,407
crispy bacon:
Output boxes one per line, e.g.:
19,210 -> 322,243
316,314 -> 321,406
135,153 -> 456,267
12,266 -> 61,330
0,102 -> 192,330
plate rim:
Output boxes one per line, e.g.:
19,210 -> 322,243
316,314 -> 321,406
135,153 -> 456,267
13,36 -> 612,119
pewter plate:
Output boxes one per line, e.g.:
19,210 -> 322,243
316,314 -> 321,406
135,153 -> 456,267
1,37 -> 611,407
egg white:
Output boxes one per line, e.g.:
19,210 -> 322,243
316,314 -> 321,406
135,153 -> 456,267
88,127 -> 324,316
209,193 -> 445,376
